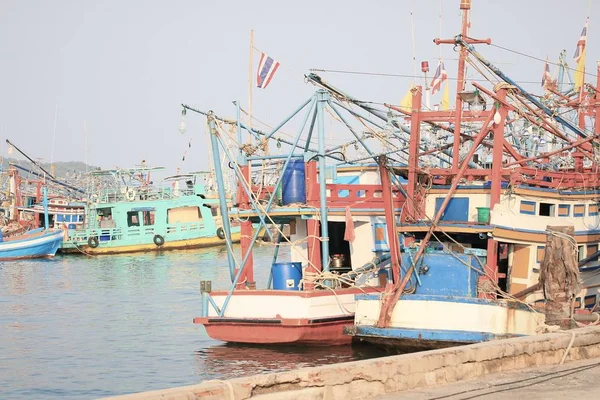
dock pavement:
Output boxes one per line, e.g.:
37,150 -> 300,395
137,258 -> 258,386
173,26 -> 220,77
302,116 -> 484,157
376,357 -> 600,399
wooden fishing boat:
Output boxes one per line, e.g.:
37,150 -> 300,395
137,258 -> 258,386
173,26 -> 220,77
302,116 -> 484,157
187,97 -> 405,345
0,228 -> 64,260
343,0 -> 599,349
0,187 -> 64,260
190,0 -> 598,348
58,168 -> 241,255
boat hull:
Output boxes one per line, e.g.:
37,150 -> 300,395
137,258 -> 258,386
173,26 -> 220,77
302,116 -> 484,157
0,230 -> 64,261
348,293 -> 541,351
60,231 -> 241,255
194,315 -> 354,345
195,287 -> 382,345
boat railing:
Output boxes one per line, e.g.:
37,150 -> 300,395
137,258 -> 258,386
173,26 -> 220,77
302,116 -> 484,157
237,182 -> 404,210
67,220 -> 208,245
93,186 -> 197,203
308,183 -> 404,209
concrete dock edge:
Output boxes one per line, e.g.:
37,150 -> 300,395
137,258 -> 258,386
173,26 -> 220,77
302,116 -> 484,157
103,325 -> 600,400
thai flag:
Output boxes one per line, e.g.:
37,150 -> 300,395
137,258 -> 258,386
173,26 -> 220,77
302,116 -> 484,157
430,61 -> 447,95
573,18 -> 588,63
256,53 -> 280,89
541,58 -> 551,87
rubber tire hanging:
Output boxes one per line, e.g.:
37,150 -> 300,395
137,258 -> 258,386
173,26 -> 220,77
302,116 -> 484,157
216,227 -> 226,240
87,236 -> 99,248
153,234 -> 165,247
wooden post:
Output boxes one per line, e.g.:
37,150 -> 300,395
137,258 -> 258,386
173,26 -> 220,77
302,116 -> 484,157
379,156 -> 402,283
239,219 -> 254,289
405,86 -> 422,222
540,226 -> 579,330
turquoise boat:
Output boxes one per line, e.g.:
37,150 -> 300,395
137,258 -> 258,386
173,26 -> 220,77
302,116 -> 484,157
58,168 -> 241,255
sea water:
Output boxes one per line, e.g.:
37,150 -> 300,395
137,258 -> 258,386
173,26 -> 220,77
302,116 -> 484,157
0,244 -> 387,399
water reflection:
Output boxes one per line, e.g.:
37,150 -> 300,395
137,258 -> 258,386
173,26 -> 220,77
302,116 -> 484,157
194,343 -> 389,380
0,244 -> 387,400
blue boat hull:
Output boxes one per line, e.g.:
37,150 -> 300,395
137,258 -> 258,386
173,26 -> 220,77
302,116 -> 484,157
0,230 -> 64,260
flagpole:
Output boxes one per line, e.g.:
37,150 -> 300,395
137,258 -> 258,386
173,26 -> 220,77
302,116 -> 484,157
248,29 -> 254,144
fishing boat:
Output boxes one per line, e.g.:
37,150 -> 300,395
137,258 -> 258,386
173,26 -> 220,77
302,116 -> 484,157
59,166 -> 241,255
0,188 -> 64,260
0,228 -> 64,260
186,97 -> 409,345
342,0 -> 600,349
191,0 -> 598,348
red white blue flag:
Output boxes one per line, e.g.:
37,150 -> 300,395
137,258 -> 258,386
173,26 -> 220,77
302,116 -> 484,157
430,61 -> 448,95
573,18 -> 588,63
257,52 -> 280,89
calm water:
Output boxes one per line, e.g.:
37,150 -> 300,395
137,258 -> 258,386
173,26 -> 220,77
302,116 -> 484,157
0,244 -> 386,399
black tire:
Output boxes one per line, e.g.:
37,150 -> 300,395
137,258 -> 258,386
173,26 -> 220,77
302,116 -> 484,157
216,227 -> 226,240
153,234 -> 165,247
87,236 -> 99,248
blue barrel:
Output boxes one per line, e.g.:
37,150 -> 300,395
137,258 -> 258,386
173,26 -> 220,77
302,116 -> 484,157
272,262 -> 302,290
281,158 -> 306,205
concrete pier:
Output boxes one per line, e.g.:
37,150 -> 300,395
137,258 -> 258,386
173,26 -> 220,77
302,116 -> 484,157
104,325 -> 600,400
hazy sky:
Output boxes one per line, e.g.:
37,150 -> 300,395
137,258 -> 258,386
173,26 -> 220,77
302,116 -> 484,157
0,0 -> 597,174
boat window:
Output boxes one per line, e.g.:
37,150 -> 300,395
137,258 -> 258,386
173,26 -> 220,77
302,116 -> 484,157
519,200 -> 536,215
167,206 -> 202,224
574,204 -> 586,217
127,211 -> 140,227
143,211 -> 155,226
211,207 -> 218,217
558,204 -> 570,217
538,203 -> 555,217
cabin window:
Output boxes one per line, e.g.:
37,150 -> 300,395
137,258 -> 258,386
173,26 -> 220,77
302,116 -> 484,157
434,197 -> 469,222
127,211 -> 140,227
167,206 -> 202,224
143,211 -> 155,226
584,295 -> 597,310
326,221 -> 352,271
589,203 -> 599,216
578,245 -> 586,261
558,204 -> 570,217
211,207 -> 218,217
538,203 -> 555,217
519,200 -> 536,215
574,204 -> 586,217
536,246 -> 545,263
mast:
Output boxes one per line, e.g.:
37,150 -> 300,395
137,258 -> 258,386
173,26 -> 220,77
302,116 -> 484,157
248,29 -> 254,142
451,0 -> 470,174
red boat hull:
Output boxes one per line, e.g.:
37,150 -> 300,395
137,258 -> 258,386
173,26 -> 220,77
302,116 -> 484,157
194,315 -> 355,345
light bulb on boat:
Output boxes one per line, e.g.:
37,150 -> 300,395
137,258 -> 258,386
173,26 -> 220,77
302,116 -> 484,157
493,110 -> 502,125
470,98 -> 484,118
179,108 -> 187,134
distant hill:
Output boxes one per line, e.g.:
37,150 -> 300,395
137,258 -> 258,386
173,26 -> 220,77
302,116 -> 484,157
1,157 -> 99,179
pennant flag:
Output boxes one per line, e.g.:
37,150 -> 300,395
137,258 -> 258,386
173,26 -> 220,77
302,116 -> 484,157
573,18 -> 588,91
430,61 -> 448,95
541,57 -> 551,87
399,87 -> 413,112
256,52 -> 280,89
441,81 -> 450,110
574,18 -> 589,64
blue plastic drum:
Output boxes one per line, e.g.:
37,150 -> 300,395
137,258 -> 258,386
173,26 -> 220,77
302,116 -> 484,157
272,262 -> 302,290
281,158 -> 306,205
